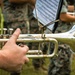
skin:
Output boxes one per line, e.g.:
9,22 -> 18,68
0,28 -> 29,72
60,5 -> 75,22
9,0 -> 36,5
60,13 -> 75,22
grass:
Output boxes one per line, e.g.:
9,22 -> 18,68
0,58 -> 49,75
0,58 -> 75,75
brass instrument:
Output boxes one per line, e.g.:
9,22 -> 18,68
0,27 -> 58,58
0,32 -> 58,58
19,25 -> 75,53
0,25 -> 75,58
17,25 -> 75,50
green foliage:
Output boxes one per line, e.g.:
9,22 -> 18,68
0,59 -> 49,75
0,58 -> 75,75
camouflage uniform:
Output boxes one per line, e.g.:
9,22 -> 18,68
3,0 -> 39,34
48,0 -> 73,75
3,0 -> 44,70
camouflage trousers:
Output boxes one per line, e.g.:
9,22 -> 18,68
48,44 -> 72,75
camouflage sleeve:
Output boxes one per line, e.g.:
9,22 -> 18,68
61,5 -> 68,13
61,0 -> 68,13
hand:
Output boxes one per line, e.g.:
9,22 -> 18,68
0,28 -> 29,72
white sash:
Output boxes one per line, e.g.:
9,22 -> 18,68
33,0 -> 61,30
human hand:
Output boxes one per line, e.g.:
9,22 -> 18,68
0,28 -> 29,72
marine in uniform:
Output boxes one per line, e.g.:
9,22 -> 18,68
3,0 -> 46,71
48,0 -> 73,75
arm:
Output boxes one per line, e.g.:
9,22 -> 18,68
60,4 -> 75,22
60,13 -> 75,22
9,0 -> 36,5
0,28 -> 29,72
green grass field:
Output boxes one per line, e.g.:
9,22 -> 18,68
0,58 -> 75,75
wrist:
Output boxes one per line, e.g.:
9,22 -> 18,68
0,50 -> 8,70
0,50 -> 5,69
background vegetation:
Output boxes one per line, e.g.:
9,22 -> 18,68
0,57 -> 75,75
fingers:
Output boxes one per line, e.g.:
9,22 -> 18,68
21,45 -> 29,63
24,56 -> 29,63
21,45 -> 29,54
9,28 -> 21,43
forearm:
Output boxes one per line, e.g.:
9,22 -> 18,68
60,13 -> 75,22
9,0 -> 28,3
9,0 -> 36,5
0,50 -> 6,69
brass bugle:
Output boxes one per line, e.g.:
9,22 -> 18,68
19,25 -> 75,52
1,25 -> 75,58
0,37 -> 58,58
27,50 -> 42,54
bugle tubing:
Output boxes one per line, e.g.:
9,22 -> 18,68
19,33 -> 75,52
1,25 -> 75,58
0,37 -> 58,58
19,25 -> 75,52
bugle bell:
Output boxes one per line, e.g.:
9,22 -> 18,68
19,25 -> 75,52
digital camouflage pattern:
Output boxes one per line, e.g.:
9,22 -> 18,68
48,45 -> 72,75
3,0 -> 39,34
48,0 -> 73,75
